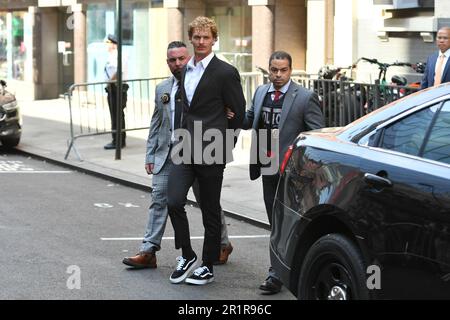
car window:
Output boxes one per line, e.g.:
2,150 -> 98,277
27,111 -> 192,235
421,101 -> 450,164
380,104 -> 440,156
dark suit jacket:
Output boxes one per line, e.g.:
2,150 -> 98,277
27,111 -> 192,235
243,81 -> 324,180
421,51 -> 450,89
179,55 -> 246,164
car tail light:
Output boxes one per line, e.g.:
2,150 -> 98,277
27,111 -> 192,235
280,145 -> 294,175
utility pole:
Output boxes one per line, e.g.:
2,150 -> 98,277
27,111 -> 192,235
115,0 -> 123,160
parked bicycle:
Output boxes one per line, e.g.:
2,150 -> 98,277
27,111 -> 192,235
354,57 -> 424,112
314,63 -> 366,127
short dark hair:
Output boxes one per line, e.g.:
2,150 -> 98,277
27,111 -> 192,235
167,41 -> 187,51
269,51 -> 292,69
106,34 -> 118,44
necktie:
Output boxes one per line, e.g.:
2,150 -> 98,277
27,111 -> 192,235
434,54 -> 445,86
273,90 -> 281,102
174,81 -> 182,130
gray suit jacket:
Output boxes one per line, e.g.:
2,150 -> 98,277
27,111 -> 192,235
145,76 -> 175,174
243,81 -> 324,180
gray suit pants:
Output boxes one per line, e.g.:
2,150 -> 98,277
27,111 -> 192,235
140,158 -> 172,253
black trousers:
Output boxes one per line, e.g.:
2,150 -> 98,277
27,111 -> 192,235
167,163 -> 225,264
106,84 -> 128,143
262,173 -> 280,226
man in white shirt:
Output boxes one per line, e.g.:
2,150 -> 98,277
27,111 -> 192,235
167,17 -> 245,286
421,26 -> 450,89
104,34 -> 129,149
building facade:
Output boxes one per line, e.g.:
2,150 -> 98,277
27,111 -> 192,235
0,0 -> 448,100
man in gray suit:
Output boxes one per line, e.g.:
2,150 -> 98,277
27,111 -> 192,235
122,41 -> 233,268
244,51 -> 324,294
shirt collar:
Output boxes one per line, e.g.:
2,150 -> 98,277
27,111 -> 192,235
440,48 -> 450,58
268,79 -> 291,94
172,76 -> 179,87
186,51 -> 215,70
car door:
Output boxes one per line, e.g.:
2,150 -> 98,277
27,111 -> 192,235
358,100 -> 450,298
417,100 -> 450,289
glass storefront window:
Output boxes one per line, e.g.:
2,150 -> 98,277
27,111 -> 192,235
206,0 -> 252,72
12,12 -> 26,80
0,13 -> 7,79
87,3 -> 134,46
86,2 -> 141,82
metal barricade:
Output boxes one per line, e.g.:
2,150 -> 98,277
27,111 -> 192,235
305,78 -> 421,127
65,73 -> 262,161
240,71 -> 264,109
64,72 -> 416,161
65,77 -> 167,160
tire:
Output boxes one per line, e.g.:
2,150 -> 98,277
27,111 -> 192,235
1,136 -> 20,148
298,233 -> 370,300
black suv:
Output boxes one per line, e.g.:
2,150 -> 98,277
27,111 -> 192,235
0,80 -> 21,148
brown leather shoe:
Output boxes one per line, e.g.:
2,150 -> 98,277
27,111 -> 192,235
122,252 -> 157,269
214,243 -> 233,265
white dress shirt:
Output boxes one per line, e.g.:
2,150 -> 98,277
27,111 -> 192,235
170,79 -> 179,142
184,52 -> 215,106
267,79 -> 291,101
104,49 -> 128,81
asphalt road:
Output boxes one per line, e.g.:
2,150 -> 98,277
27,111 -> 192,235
0,149 -> 295,301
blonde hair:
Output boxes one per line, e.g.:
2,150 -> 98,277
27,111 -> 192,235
188,16 -> 218,40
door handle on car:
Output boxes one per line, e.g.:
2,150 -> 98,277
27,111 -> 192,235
364,173 -> 393,188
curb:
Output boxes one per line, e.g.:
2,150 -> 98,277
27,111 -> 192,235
15,148 -> 271,231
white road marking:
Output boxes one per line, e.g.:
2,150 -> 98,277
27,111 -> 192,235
0,171 -> 72,173
118,202 -> 140,208
107,183 -> 119,187
94,203 -> 114,208
0,160 -> 71,173
100,235 -> 270,241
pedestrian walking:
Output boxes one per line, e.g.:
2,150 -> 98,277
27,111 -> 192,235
122,41 -> 234,269
243,51 -> 324,294
167,16 -> 245,286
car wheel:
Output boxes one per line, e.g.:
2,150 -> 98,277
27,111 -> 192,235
1,137 -> 20,148
298,233 -> 370,300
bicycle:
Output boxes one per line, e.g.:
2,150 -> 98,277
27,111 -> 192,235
315,64 -> 366,127
354,57 -> 424,112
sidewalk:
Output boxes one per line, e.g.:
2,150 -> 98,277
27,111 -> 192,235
17,98 -> 269,227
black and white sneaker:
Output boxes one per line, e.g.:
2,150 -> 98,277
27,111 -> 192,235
169,255 -> 198,284
185,266 -> 214,285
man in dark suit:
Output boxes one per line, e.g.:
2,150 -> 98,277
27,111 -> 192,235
121,41 -> 233,270
167,16 -> 245,286
244,51 -> 324,294
421,26 -> 450,89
